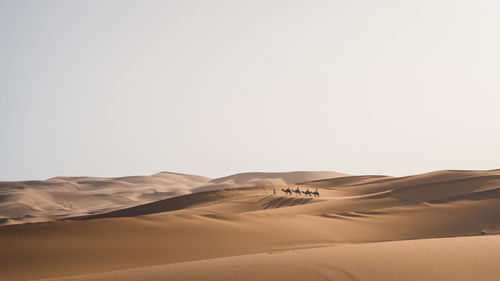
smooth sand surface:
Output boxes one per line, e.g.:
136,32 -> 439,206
1,169 -> 500,280
38,235 -> 500,281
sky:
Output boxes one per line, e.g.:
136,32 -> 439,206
1,0 -> 499,181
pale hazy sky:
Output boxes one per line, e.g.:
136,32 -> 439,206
1,0 -> 499,181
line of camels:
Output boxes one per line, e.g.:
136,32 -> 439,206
276,186 -> 320,197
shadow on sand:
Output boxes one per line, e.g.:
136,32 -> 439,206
263,197 -> 313,209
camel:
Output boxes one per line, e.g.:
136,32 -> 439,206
292,187 -> 301,196
302,188 -> 312,197
281,187 -> 292,196
312,189 -> 320,197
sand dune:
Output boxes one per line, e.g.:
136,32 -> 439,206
0,171 -> 344,225
1,169 -> 500,281
192,171 -> 348,192
38,235 -> 500,281
0,172 -> 211,225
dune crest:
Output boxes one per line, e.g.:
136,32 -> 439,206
192,171 -> 348,192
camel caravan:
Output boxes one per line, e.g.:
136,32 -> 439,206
274,186 -> 320,197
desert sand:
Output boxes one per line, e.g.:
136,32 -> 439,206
37,235 -> 500,281
0,171 -> 344,226
0,172 -> 212,225
1,169 -> 500,281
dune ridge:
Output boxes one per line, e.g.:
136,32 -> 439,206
191,171 -> 348,192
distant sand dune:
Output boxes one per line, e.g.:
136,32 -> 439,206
192,171 -> 348,192
0,172 -> 211,225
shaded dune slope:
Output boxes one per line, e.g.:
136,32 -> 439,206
76,186 -> 317,220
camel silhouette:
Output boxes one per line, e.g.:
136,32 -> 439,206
302,188 -> 312,197
312,189 -> 320,197
292,187 -> 301,196
281,187 -> 292,196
